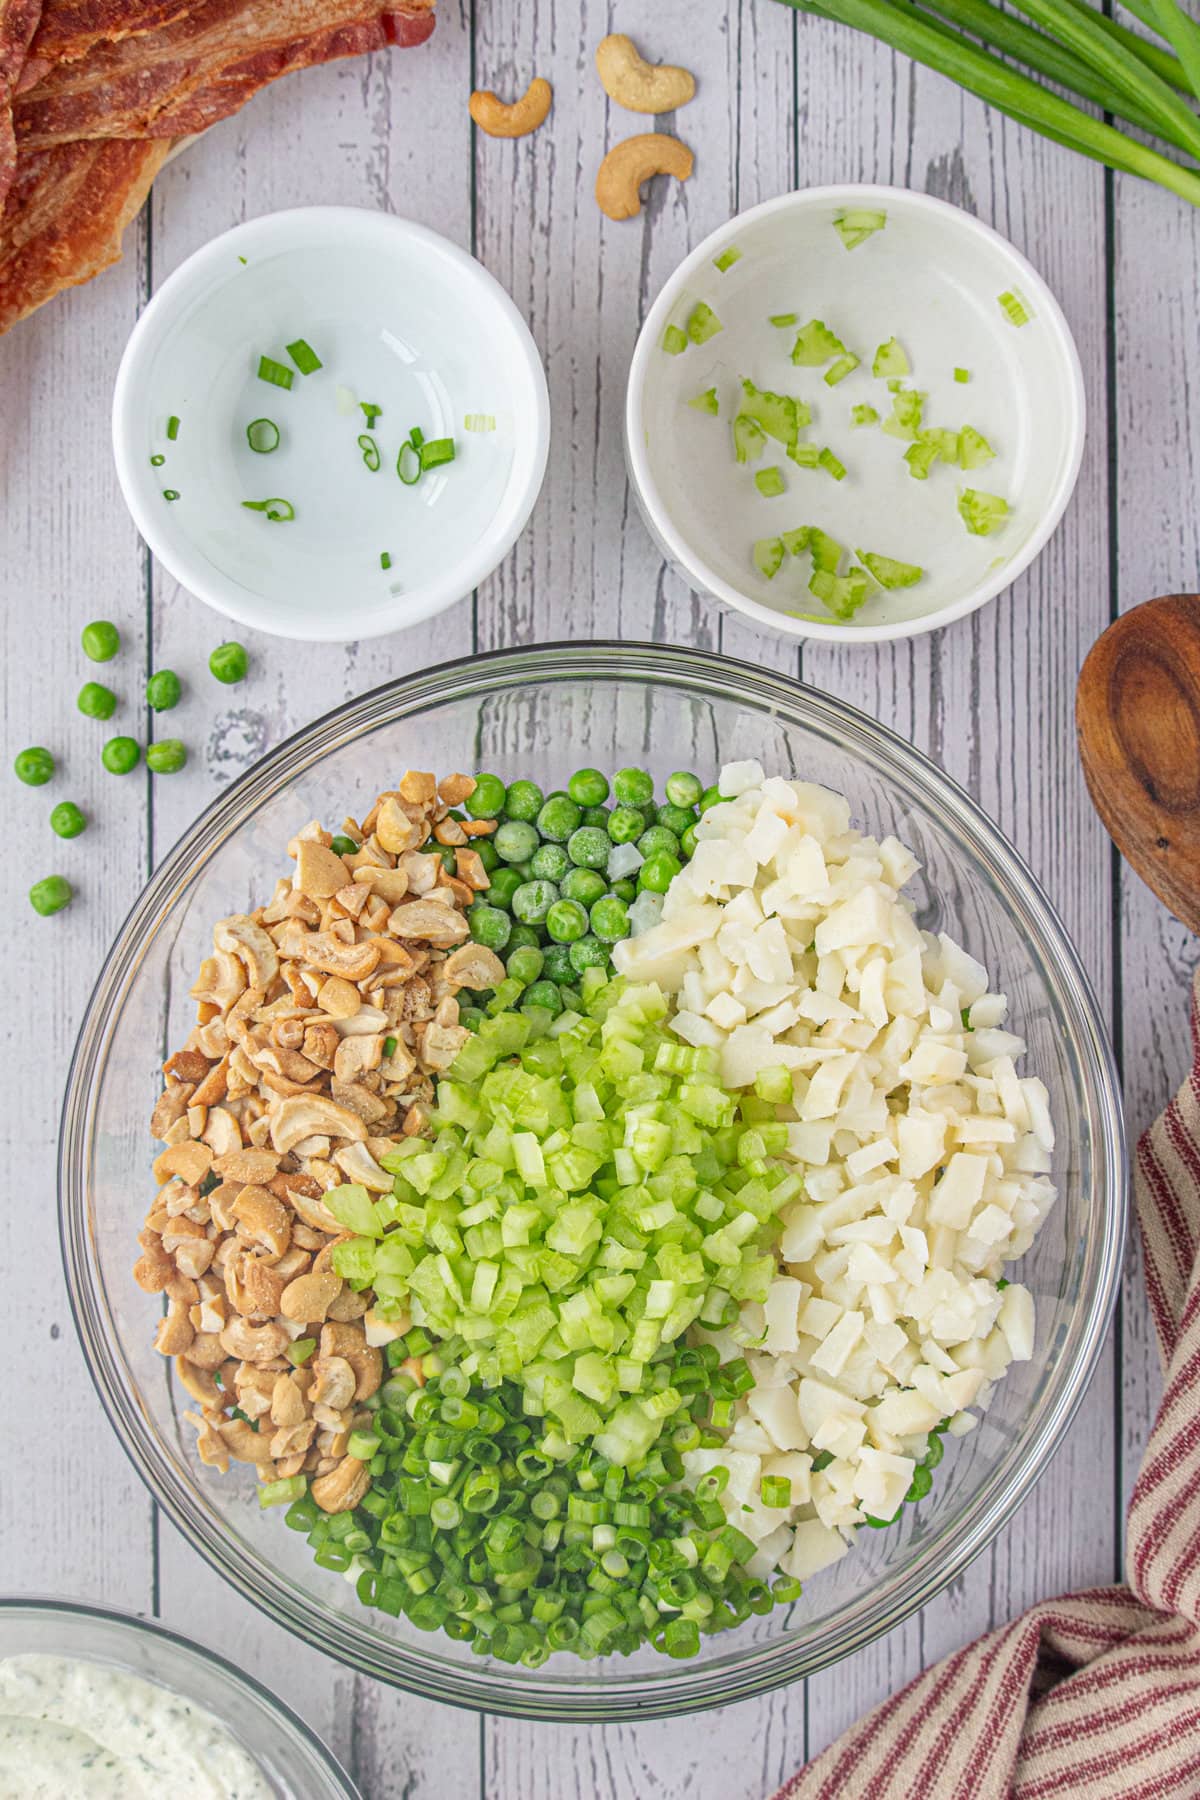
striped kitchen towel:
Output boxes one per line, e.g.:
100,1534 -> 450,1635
772,972 -> 1200,1800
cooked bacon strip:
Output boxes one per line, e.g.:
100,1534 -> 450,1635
0,0 -> 42,209
15,0 -> 435,146
0,134 -> 169,333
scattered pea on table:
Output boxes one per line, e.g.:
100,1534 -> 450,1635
209,641 -> 249,684
102,736 -> 141,775
29,875 -> 73,915
14,746 -> 55,785
49,801 -> 86,838
81,619 -> 120,662
147,738 -> 187,773
78,681 -> 117,720
146,670 -> 182,711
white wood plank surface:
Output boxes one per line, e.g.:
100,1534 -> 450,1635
0,0 -> 1193,1791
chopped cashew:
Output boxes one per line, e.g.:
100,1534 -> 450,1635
595,34 -> 696,114
312,1455 -> 372,1513
595,133 -> 694,221
469,75 -> 552,139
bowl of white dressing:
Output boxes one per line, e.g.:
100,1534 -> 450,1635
113,207 -> 550,643
625,184 -> 1085,644
0,1598 -> 359,1797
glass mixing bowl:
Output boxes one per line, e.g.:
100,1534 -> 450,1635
60,642 -> 1126,1722
0,1597 -> 358,1795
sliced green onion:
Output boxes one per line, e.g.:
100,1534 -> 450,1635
361,402 -> 382,426
663,324 -> 688,355
166,414 -> 180,440
760,1474 -> 792,1507
998,288 -> 1032,326
769,312 -> 798,327
686,302 -> 723,344
818,446 -> 846,480
257,355 -> 294,390
419,437 -> 456,471
162,488 -> 180,501
824,353 -> 860,386
872,336 -> 910,378
959,488 -> 1010,534
149,453 -> 165,466
380,551 -> 392,570
409,426 -> 425,449
358,433 -> 382,472
286,337 -> 323,374
242,497 -> 296,521
954,366 -> 971,383
859,550 -> 924,588
833,207 -> 886,248
687,387 -> 719,415
755,466 -> 786,498
733,413 -> 767,464
753,536 -> 785,579
246,418 -> 280,454
464,412 -> 496,431
790,319 -> 847,365
397,441 -> 422,486
851,403 -> 879,427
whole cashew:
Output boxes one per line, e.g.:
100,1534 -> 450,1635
595,35 -> 696,114
469,76 -> 553,140
595,134 -> 694,222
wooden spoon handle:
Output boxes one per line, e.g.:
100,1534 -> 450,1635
1076,592 -> 1200,937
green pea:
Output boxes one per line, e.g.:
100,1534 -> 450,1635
568,934 -> 607,973
506,923 -> 541,952
475,839 -> 500,873
540,944 -> 575,983
567,768 -> 610,807
665,770 -> 703,808
502,779 -> 543,821
530,842 -> 570,883
638,850 -> 681,893
467,773 -> 506,818
30,874 -> 73,916
560,866 -> 607,907
510,860 -> 534,881
545,898 -> 588,943
613,766 -> 654,806
493,819 -> 539,864
590,895 -> 630,943
681,823 -> 698,859
101,736 -> 141,775
427,845 -> 456,874
147,738 -> 187,773
536,795 -> 582,843
468,904 -> 512,951
486,866 -> 525,910
14,746 -> 55,786
522,980 -> 563,1016
330,834 -> 359,857
78,681 -> 117,720
81,620 -> 120,662
506,945 -> 545,986
610,878 -> 637,903
580,805 -> 610,830
567,825 -> 611,870
923,1433 -> 944,1470
656,803 -> 696,837
607,806 -> 644,844
637,825 -> 679,859
209,641 -> 249,684
50,801 -> 86,838
905,1464 -> 933,1503
146,669 -> 182,712
459,1006 -> 486,1032
512,879 -> 558,925
699,784 -> 726,814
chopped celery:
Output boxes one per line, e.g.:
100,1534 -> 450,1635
817,446 -> 847,481
780,526 -> 812,557
859,550 -> 924,588
740,378 -> 808,448
957,425 -> 995,470
754,536 -> 785,578
687,302 -> 723,344
833,207 -> 887,249
809,566 -> 872,621
851,403 -> 879,427
688,387 -> 720,415
807,527 -> 844,572
881,386 -> 926,440
663,325 -> 688,355
790,319 -> 848,366
959,488 -> 1010,535
903,438 -> 939,480
954,366 -> 970,383
769,312 -> 798,327
787,443 -> 820,468
733,413 -> 768,464
998,289 -> 1032,327
872,337 -> 910,379
755,466 -> 786,498
714,247 -> 742,272
824,353 -> 861,386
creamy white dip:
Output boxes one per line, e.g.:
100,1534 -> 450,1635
0,1654 -> 275,1799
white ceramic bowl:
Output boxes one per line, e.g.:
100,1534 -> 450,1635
113,207 -> 550,642
624,185 -> 1085,644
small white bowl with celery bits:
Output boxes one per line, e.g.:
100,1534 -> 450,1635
113,207 -> 550,642
625,185 -> 1085,643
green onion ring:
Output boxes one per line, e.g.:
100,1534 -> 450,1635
246,418 -> 280,454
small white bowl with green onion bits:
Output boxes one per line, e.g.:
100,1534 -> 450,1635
624,185 -> 1085,643
112,207 -> 549,642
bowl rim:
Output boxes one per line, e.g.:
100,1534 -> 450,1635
624,183 -> 1087,646
0,1594 -> 361,1795
111,205 -> 551,643
59,640 -> 1126,1720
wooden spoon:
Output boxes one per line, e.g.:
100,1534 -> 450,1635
1076,592 -> 1200,934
